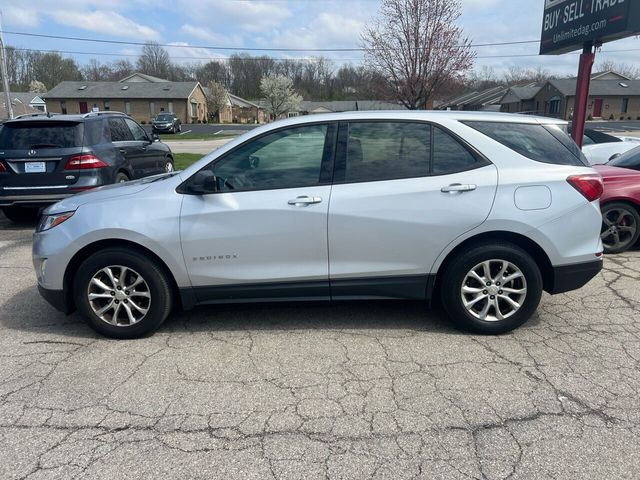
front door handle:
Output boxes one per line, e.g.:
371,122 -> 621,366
441,183 -> 477,193
119,148 -> 127,155
288,195 -> 322,206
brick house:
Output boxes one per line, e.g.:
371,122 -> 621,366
500,71 -> 640,120
207,90 -> 267,124
42,73 -> 208,124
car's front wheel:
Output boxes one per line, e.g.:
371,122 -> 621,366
439,243 -> 543,334
600,202 -> 640,254
2,206 -> 40,223
73,248 -> 173,339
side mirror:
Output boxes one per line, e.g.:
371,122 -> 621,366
151,132 -> 160,142
189,170 -> 218,194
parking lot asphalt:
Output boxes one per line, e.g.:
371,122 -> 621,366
1,212 -> 640,479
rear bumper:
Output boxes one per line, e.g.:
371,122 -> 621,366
38,284 -> 73,314
548,259 -> 603,294
0,193 -> 74,207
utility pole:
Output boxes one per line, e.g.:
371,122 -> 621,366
0,13 -> 13,119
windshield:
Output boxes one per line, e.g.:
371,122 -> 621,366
155,114 -> 173,121
0,121 -> 83,149
608,145 -> 640,169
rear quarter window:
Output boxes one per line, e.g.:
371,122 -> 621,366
0,121 -> 83,149
464,121 -> 588,167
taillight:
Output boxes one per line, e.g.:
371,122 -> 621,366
567,174 -> 604,202
0,161 -> 6,172
64,154 -> 108,170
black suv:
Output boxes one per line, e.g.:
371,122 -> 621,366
151,113 -> 181,134
0,112 -> 174,222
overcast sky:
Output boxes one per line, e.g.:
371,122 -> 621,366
1,0 -> 639,76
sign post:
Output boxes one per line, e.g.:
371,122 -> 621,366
540,0 -> 640,147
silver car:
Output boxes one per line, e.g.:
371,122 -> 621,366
33,112 -> 604,339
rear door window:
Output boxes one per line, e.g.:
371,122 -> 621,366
432,127 -> 482,175
108,118 -> 133,142
464,121 -> 588,167
343,122 -> 431,183
125,118 -> 149,142
0,121 -> 83,149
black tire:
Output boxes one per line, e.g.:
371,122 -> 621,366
600,202 -> 640,254
73,248 -> 173,339
115,172 -> 129,184
2,206 -> 40,223
439,242 -> 543,335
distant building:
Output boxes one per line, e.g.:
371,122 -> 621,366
499,71 -> 640,120
258,100 -> 407,120
42,73 -> 208,124
436,86 -> 508,112
205,90 -> 267,124
0,92 -> 46,119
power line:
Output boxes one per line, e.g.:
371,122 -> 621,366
0,29 -> 541,52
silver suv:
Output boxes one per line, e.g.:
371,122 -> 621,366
33,112 -> 604,339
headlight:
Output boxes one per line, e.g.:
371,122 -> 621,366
36,211 -> 75,232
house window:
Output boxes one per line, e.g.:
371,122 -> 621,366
288,112 -> 299,118
191,102 -> 197,117
168,101 -> 173,113
60,101 -> 67,115
104,100 -> 110,111
149,101 -> 155,117
549,96 -> 561,115
125,101 -> 131,115
622,98 -> 629,114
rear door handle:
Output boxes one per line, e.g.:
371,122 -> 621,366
288,195 -> 322,206
441,183 -> 477,193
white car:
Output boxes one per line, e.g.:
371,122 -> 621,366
32,112 -> 604,339
582,141 -> 638,165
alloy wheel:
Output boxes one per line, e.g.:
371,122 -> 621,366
601,207 -> 637,251
165,161 -> 174,173
461,259 -> 528,322
87,266 -> 151,326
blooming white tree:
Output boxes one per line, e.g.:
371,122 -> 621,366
260,75 -> 302,119
28,80 -> 47,93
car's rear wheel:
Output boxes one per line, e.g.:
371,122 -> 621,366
439,243 -> 543,334
115,172 -> 129,184
73,248 -> 173,339
600,202 -> 640,254
1,206 -> 40,223
165,159 -> 174,173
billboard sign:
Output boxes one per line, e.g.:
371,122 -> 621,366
540,0 -> 640,55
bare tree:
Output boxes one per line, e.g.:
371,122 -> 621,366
503,65 -> 552,85
361,0 -> 474,109
136,42 -> 171,79
260,75 -> 302,119
205,81 -> 229,122
596,60 -> 640,79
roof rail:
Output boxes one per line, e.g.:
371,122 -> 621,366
82,111 -> 127,118
14,112 -> 58,119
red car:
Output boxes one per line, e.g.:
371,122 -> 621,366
594,145 -> 640,253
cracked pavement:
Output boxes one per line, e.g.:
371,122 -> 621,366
1,213 -> 640,479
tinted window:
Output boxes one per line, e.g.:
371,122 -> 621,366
344,122 -> 430,182
125,118 -> 149,142
609,146 -> 640,170
156,114 -> 174,121
210,124 -> 329,192
108,118 -> 133,142
83,120 -> 110,146
465,121 -> 588,167
0,122 -> 82,149
432,127 -> 480,175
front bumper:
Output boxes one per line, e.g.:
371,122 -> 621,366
548,259 -> 603,294
152,124 -> 174,131
38,284 -> 74,314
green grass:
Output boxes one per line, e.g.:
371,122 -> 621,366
173,153 -> 204,170
160,132 -> 238,141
